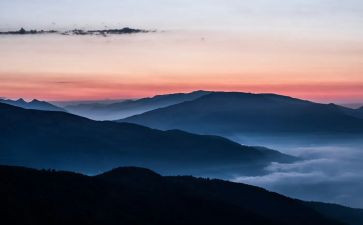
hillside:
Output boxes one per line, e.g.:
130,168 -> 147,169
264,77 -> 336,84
64,90 -> 210,120
0,102 -> 294,175
1,165 -> 358,225
0,98 -> 65,112
121,92 -> 363,136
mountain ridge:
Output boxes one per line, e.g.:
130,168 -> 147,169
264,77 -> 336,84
0,98 -> 65,112
2,165 -> 360,225
0,102 -> 294,176
120,91 -> 363,136
64,90 -> 210,120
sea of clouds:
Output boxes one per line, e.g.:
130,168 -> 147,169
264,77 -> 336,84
233,144 -> 363,208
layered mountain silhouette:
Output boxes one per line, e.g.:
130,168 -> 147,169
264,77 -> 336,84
64,90 -> 210,120
359,106 -> 363,117
65,90 -> 210,120
337,104 -> 363,119
2,165 -> 362,225
0,102 -> 294,175
65,91 -> 210,120
121,92 -> 363,136
0,98 -> 65,112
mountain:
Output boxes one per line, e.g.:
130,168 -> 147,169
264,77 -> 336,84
52,98 -> 127,106
64,90 -> 210,120
121,92 -> 363,137
0,102 -> 294,176
306,202 -> 363,225
321,103 -> 363,120
341,103 -> 363,109
339,105 -> 363,119
2,165 -> 361,225
0,98 -> 65,112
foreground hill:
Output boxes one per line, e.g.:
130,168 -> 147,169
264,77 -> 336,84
2,165 -> 362,225
306,202 -> 363,225
64,90 -> 210,120
0,102 -> 293,175
0,98 -> 65,112
121,92 -> 363,136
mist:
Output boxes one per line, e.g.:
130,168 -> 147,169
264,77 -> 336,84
232,141 -> 363,208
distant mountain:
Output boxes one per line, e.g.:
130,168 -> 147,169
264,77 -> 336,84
65,90 -> 210,120
341,103 -> 363,109
338,105 -> 363,119
121,92 -> 363,136
0,98 -> 65,112
320,103 -> 363,119
2,165 -> 360,225
0,102 -> 294,175
52,98 -> 128,107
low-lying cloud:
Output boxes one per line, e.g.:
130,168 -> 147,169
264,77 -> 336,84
233,145 -> 363,208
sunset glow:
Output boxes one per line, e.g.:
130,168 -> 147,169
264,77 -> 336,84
1,0 -> 362,103
2,0 -> 363,213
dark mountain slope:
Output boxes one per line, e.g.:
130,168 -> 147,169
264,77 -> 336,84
336,104 -> 363,119
65,90 -> 210,120
0,102 -> 294,175
0,165 -> 351,225
121,92 -> 363,135
0,98 -> 65,112
305,202 -> 363,225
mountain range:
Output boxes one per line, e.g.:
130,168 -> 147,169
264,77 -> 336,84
0,102 -> 294,176
0,98 -> 65,112
1,165 -> 362,225
121,92 -> 363,137
337,104 -> 363,119
64,90 -> 210,120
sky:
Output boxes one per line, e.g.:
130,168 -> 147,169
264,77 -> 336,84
0,0 -> 363,103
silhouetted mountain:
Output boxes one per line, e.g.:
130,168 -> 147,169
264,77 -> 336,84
320,103 -> 363,119
2,165 -> 359,225
0,98 -> 65,112
52,98 -> 128,106
306,202 -> 363,225
339,105 -> 363,119
341,103 -> 363,109
0,102 -> 294,175
65,90 -> 210,120
359,106 -> 363,116
121,92 -> 363,136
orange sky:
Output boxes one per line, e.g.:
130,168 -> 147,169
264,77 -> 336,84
1,1 -> 363,103
0,31 -> 362,103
